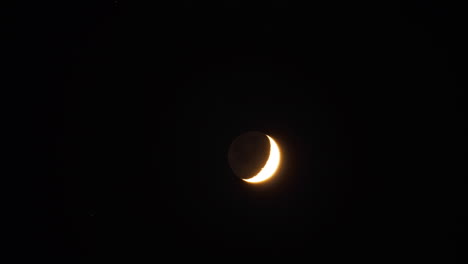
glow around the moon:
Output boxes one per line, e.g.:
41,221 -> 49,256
243,135 -> 281,183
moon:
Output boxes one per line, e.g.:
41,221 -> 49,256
243,135 -> 281,183
227,131 -> 281,184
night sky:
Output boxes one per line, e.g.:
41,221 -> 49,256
17,1 -> 464,262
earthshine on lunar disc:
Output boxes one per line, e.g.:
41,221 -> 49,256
227,131 -> 281,183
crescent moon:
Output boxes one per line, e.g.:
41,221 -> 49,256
243,135 -> 281,183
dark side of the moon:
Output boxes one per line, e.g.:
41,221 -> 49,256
227,131 -> 271,180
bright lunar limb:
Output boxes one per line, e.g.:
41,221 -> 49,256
243,135 -> 281,183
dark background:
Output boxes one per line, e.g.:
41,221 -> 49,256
14,1 -> 464,262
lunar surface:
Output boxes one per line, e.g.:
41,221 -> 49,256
228,131 -> 281,183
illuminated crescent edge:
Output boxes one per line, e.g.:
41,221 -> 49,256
243,135 -> 281,183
